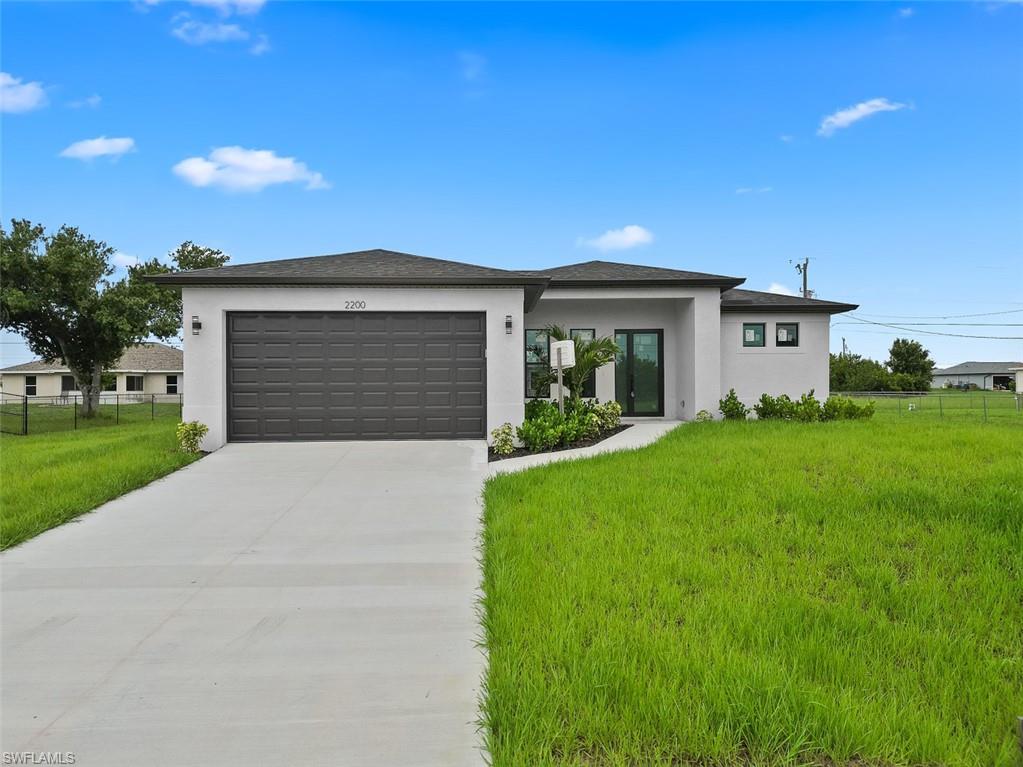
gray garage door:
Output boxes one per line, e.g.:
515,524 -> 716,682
227,312 -> 486,441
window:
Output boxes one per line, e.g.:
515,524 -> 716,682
775,323 -> 799,347
102,374 -> 117,392
570,328 -> 597,398
25,375 -> 37,396
525,329 -> 550,398
166,375 -> 178,395
742,323 -> 765,348
126,375 -> 144,392
61,375 -> 76,392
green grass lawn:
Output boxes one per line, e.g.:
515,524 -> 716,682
847,390 -> 1021,424
0,400 -> 183,435
1,419 -> 199,549
481,420 -> 1023,766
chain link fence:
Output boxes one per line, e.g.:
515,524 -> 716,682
0,393 -> 184,436
842,391 -> 1022,424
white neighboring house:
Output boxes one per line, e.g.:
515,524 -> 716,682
146,249 -> 857,451
931,361 -> 1023,391
0,342 -> 183,398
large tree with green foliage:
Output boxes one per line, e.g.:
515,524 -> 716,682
886,338 -> 934,391
0,222 -> 228,416
131,240 -> 229,328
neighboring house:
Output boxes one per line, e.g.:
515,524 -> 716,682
931,361 -> 1023,390
0,343 -> 183,398
148,249 -> 856,450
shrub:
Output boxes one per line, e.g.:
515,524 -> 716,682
490,423 -> 516,455
593,400 -> 622,431
695,409 -> 714,422
524,399 -> 556,421
822,396 -> 875,421
793,390 -> 822,422
176,421 -> 209,453
719,389 -> 750,420
753,393 -> 795,420
517,406 -> 564,452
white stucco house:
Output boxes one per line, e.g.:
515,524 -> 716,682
148,249 -> 856,451
0,342 -> 183,398
931,361 -> 1022,391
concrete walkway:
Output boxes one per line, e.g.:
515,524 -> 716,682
487,420 -> 680,475
1,441 -> 488,767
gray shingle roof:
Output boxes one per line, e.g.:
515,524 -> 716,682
720,288 -> 857,314
0,343 -> 182,374
933,361 -> 1023,376
525,260 -> 744,288
147,248 -> 546,285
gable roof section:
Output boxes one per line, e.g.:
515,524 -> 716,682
527,260 -> 745,289
0,342 -> 183,374
720,288 -> 857,314
933,361 -> 1023,376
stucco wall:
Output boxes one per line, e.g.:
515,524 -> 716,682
932,373 -> 1009,390
525,287 -> 722,419
182,285 -> 526,451
720,312 -> 831,405
0,373 -> 63,397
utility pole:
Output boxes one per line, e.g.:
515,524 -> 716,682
793,257 -> 811,298
842,337 -> 848,357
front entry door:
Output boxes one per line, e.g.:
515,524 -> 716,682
614,330 -> 664,416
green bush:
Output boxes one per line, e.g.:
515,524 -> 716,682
793,390 -> 822,422
517,405 -> 564,452
176,421 -> 209,453
753,393 -> 796,420
490,423 -> 516,455
593,400 -> 622,431
719,389 -> 750,420
755,392 -> 875,422
695,409 -> 714,422
822,396 -> 875,421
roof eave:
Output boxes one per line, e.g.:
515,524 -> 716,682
721,302 -> 858,315
547,277 -> 746,290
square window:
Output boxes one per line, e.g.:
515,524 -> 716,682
525,329 -> 551,398
61,375 -> 76,392
776,323 -> 799,347
570,329 -> 596,398
166,375 -> 178,395
126,375 -> 144,392
25,375 -> 37,396
742,323 -> 765,348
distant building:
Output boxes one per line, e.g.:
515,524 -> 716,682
0,342 -> 183,397
931,361 -> 1022,391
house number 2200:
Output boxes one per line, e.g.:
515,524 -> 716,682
344,300 -> 367,310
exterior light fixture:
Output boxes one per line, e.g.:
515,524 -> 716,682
191,315 -> 202,335
505,315 -> 513,334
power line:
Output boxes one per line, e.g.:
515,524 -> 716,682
843,314 -> 1023,340
854,308 -> 1023,320
833,322 -> 1023,327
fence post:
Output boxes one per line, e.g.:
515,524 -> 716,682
116,394 -> 119,424
74,396 -> 78,430
152,394 -> 155,421
983,396 -> 988,422
938,396 -> 943,419
23,396 -> 28,435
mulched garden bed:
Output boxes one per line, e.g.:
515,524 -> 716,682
488,423 -> 633,462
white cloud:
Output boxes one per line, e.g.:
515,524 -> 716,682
189,0 -> 266,15
898,7 -> 915,17
68,94 -> 102,109
60,136 -> 136,161
172,17 -> 249,45
768,282 -> 798,296
579,225 -> 654,252
458,51 -> 487,82
250,33 -> 271,55
112,252 -> 140,269
735,186 -> 773,195
0,72 -> 48,113
817,97 -> 908,137
172,146 -> 330,192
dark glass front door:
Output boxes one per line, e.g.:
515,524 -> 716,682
614,330 -> 664,416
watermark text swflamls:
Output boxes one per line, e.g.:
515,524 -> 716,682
2,754 -> 76,765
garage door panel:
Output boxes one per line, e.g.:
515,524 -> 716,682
227,312 -> 485,441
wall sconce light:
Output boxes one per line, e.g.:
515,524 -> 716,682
191,315 -> 202,336
505,315 -> 513,334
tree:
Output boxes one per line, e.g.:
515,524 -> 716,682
0,220 -> 180,416
830,352 -> 894,392
887,338 -> 934,391
537,325 -> 619,401
132,241 -> 229,331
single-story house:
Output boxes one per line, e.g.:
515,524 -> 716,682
931,361 -> 1023,390
148,249 -> 857,450
0,342 -> 183,398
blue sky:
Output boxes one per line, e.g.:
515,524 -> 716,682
2,1 -> 1021,367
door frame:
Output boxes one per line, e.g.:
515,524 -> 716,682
614,329 -> 665,417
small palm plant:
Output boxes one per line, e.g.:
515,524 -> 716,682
538,325 -> 619,402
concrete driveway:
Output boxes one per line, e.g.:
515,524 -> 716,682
1,441 -> 488,767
